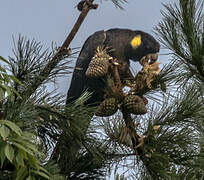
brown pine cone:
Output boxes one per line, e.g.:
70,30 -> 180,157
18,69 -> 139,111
95,98 -> 118,117
86,47 -> 112,78
123,95 -> 147,115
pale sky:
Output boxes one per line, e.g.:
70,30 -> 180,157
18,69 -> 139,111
0,0 -> 175,95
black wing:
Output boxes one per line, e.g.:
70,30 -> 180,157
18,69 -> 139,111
66,30 -> 106,104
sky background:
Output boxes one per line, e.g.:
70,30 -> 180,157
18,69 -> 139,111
0,0 -> 175,95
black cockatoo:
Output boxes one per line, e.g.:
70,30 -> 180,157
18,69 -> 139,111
66,28 -> 160,105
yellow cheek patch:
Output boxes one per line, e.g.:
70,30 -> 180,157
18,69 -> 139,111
130,35 -> 141,49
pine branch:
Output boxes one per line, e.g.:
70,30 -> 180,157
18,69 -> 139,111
132,85 -> 204,179
155,0 -> 204,84
110,63 -> 142,151
8,36 -> 73,98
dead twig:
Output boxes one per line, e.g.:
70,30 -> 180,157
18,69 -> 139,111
23,0 -> 98,98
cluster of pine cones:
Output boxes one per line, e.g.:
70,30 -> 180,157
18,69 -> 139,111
95,95 -> 147,117
86,46 -> 149,117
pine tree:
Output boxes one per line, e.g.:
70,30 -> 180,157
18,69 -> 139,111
0,0 -> 203,179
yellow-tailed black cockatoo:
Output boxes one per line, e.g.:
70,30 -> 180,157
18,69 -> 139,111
66,28 -> 160,105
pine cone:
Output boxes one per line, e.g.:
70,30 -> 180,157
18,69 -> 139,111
95,98 -> 118,117
123,95 -> 147,115
86,47 -> 111,78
